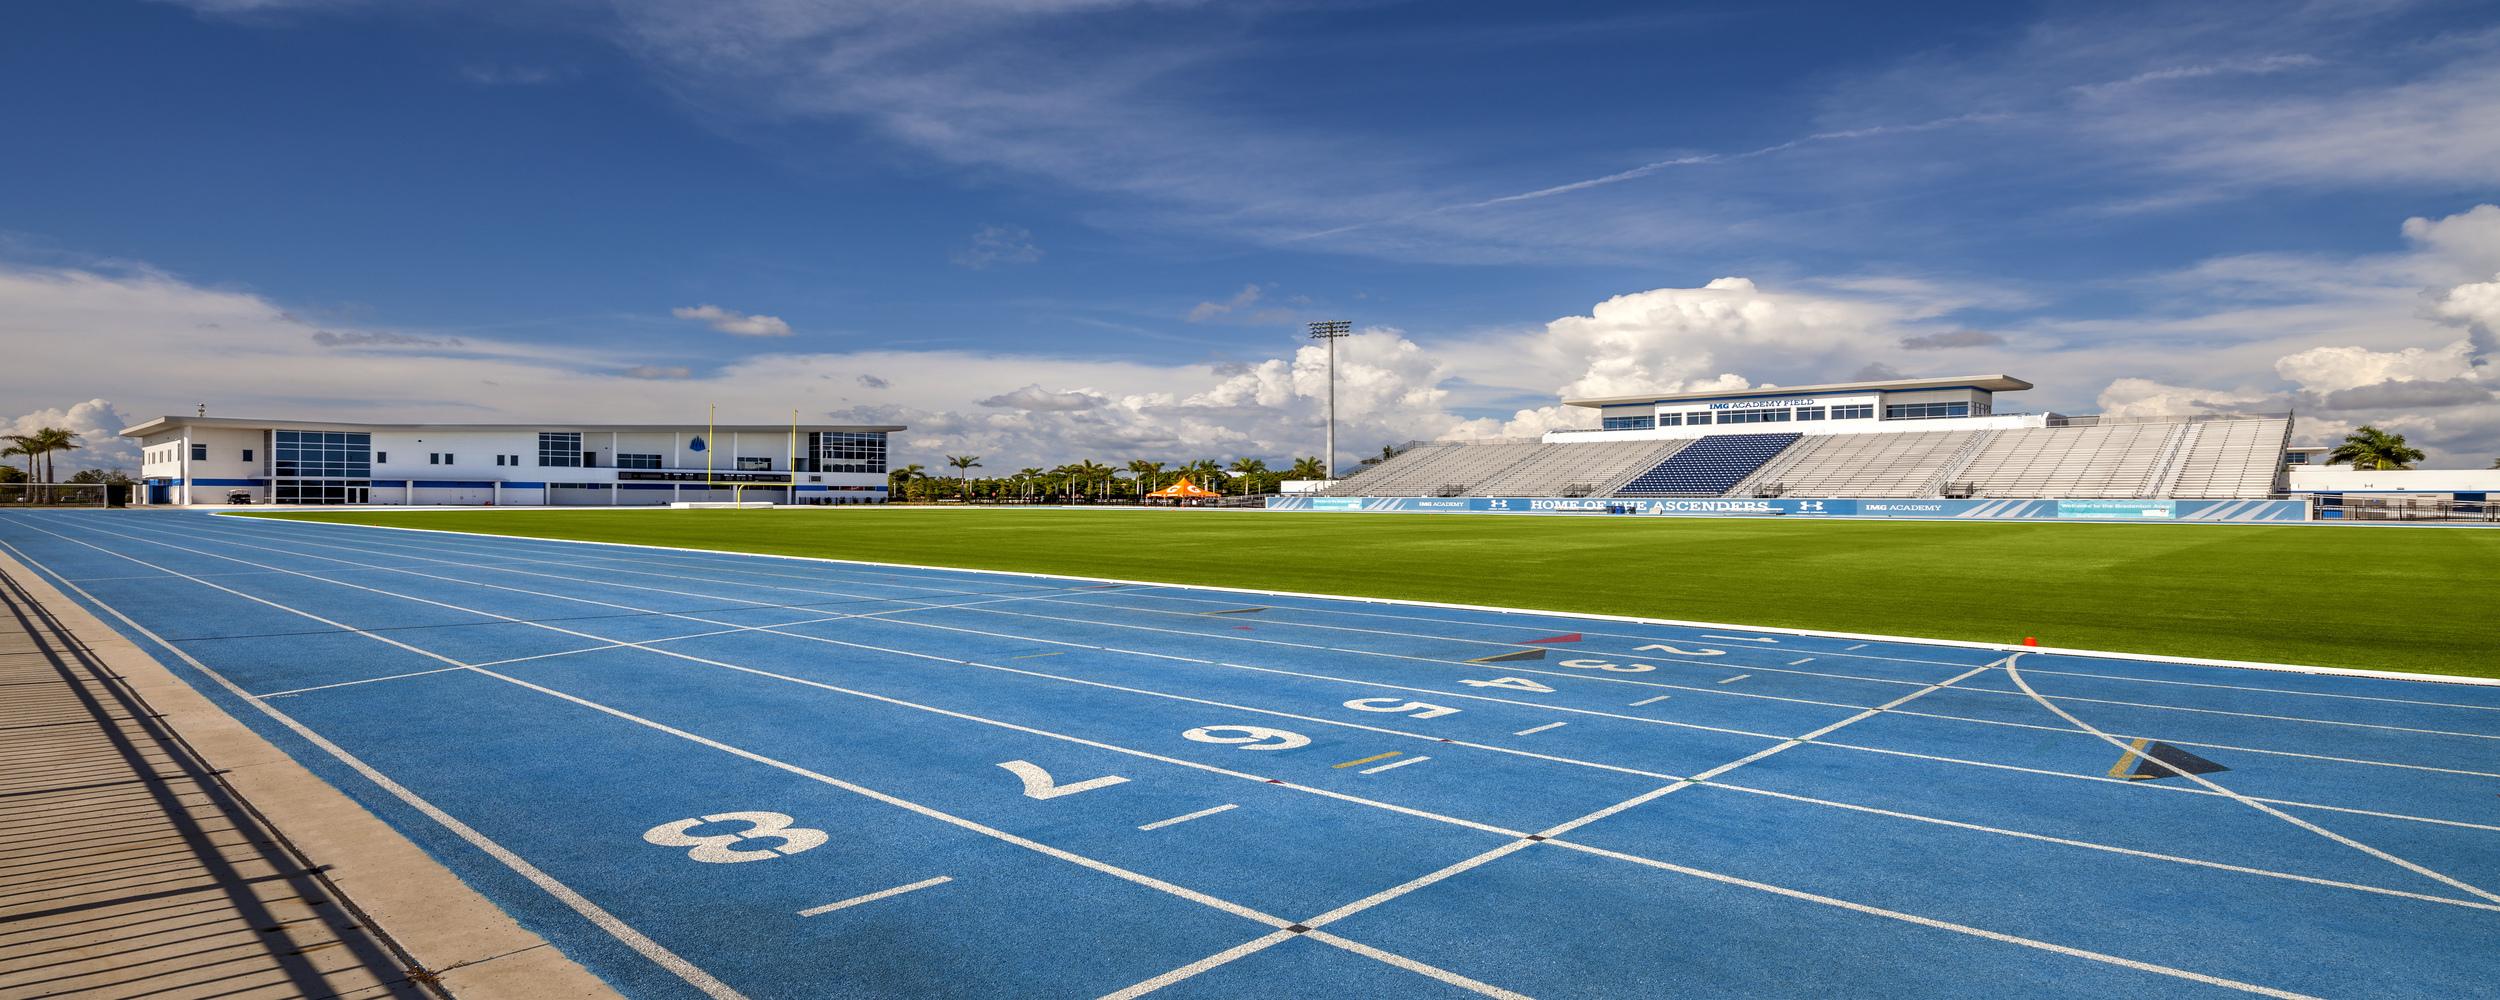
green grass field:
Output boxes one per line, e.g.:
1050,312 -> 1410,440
242,508 -> 2500,679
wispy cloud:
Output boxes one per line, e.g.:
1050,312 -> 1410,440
672,303 -> 792,337
951,224 -> 1043,269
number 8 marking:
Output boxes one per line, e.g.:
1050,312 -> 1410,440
643,811 -> 829,864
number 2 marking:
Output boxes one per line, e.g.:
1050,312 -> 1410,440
998,760 -> 1130,800
1635,644 -> 1725,657
642,811 -> 829,864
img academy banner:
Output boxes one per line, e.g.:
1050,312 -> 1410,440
1267,496 -> 2310,522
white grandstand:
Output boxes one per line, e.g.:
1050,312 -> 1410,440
1325,374 -> 2292,501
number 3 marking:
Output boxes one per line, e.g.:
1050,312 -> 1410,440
642,811 -> 829,864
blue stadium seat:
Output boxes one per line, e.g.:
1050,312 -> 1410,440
1612,433 -> 1802,496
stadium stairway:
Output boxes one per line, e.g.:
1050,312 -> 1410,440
1612,433 -> 1802,496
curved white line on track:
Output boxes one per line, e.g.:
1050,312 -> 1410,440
2000,652 -> 2500,906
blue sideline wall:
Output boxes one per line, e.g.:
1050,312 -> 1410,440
1262,496 -> 2312,522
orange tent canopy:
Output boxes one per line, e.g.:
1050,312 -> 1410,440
1145,476 -> 1221,499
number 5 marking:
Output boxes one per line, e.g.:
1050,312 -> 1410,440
1343,697 -> 1462,719
642,811 -> 829,864
998,760 -> 1130,800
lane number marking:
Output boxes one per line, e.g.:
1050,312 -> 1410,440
1183,725 -> 1312,751
1458,677 -> 1555,693
1343,697 -> 1462,718
643,811 -> 829,864
1634,644 -> 1726,657
998,760 -> 1130,800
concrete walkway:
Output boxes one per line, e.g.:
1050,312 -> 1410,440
0,546 -> 616,1000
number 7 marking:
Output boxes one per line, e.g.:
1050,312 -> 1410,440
998,760 -> 1130,800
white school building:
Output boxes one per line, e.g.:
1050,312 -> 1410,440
123,417 -> 903,507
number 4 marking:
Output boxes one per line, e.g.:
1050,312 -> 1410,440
998,760 -> 1130,800
1457,677 -> 1555,693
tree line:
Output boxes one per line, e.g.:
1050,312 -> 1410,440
888,455 -> 1332,503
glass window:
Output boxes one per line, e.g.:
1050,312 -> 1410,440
1830,404 -> 1875,420
272,431 -> 372,479
1884,402 -> 1972,420
1601,415 -> 1655,431
1794,407 -> 1827,421
190,444 -> 207,461
538,432 -> 583,467
1713,409 -> 1792,424
806,431 -> 889,474
616,453 -> 663,469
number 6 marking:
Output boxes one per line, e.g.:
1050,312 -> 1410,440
643,811 -> 829,864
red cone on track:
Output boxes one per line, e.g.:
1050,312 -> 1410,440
2023,637 -> 2038,646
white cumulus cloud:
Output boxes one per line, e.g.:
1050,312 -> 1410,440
673,303 -> 793,337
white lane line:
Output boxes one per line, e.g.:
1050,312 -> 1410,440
1360,756 -> 1429,775
0,536 -> 752,1000
1844,643 -> 1868,651
3,526 -> 1307,931
14,520 -> 1534,998
257,665 -> 467,698
65,518 -> 2500,961
1788,658 -> 1814,666
1717,674 -> 1751,684
1512,722 -> 1566,736
1095,930 -> 1301,1000
218,518 -> 2500,742
1138,804 -> 1237,831
797,876 -> 951,917
1702,635 -> 1778,644
139,517 -> 2500,850
1629,695 -> 1670,707
1542,838 -> 2318,999
234,509 -> 2500,694
2001,653 -> 2500,906
152,516 -> 2500,799
1113,661 -> 2002,1000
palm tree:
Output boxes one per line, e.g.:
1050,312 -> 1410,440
1287,456 -> 1327,482
1227,457 -> 1271,496
1014,467 -> 1045,501
888,463 -> 927,502
1127,459 -> 1164,498
1,437 -> 30,500
16,428 -> 80,503
2326,426 -> 2425,471
945,454 -> 982,502
1065,460 -> 1113,502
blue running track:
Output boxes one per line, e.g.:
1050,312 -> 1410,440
3,510 -> 2497,999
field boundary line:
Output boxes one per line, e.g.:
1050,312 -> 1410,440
220,512 -> 2500,689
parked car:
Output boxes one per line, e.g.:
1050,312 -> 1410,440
226,489 -> 254,504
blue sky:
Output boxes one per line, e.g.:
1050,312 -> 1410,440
5,0 -> 2499,469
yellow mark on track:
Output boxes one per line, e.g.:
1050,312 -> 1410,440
1334,751 -> 1402,770
1009,652 -> 1065,660
2107,737 -> 2154,780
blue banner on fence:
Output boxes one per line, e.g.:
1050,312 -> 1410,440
1265,496 -> 2309,522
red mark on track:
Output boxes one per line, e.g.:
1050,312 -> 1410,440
1232,626 -> 1254,631
1524,633 -> 1582,644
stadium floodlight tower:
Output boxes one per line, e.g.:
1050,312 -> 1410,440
1308,319 -> 1352,479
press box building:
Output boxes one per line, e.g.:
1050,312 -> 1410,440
123,417 -> 904,506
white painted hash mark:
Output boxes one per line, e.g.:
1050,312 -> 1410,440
1139,804 -> 1238,831
1361,756 -> 1430,774
1513,722 -> 1567,736
798,876 -> 952,917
